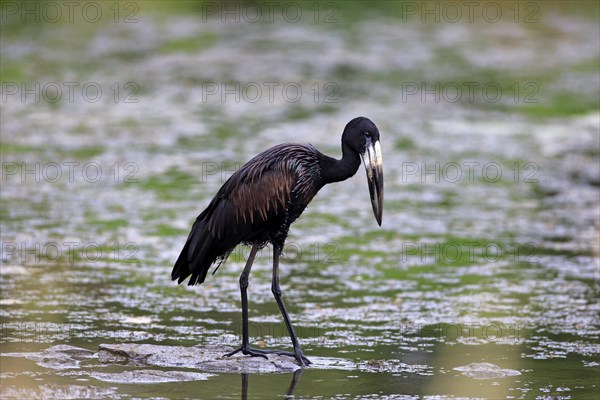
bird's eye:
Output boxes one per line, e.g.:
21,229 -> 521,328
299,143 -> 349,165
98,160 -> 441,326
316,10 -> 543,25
364,132 -> 371,138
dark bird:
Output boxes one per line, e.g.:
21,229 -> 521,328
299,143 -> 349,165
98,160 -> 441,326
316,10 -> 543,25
172,117 -> 383,366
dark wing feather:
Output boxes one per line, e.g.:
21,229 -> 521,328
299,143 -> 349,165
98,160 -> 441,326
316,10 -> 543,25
172,143 -> 319,286
230,168 -> 293,225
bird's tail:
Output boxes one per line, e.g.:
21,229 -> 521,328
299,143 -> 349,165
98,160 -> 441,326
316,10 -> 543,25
172,219 -> 216,286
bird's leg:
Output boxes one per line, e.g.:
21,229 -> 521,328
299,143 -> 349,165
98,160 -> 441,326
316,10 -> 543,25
225,244 -> 267,360
263,247 -> 312,366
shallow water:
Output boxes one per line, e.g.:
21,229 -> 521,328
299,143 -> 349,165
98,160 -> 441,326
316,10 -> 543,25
1,2 -> 599,399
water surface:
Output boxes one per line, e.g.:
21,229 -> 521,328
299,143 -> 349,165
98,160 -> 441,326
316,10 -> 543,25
1,2 -> 599,398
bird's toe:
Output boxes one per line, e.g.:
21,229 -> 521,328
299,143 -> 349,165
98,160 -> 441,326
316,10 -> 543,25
294,350 -> 312,366
225,346 -> 269,360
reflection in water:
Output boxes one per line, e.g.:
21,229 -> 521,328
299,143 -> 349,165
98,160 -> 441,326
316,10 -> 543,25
285,369 -> 303,397
241,373 -> 248,400
241,369 -> 303,400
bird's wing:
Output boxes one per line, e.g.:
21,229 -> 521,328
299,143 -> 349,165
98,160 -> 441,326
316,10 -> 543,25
205,164 -> 296,240
234,167 -> 294,222
174,144 -> 316,285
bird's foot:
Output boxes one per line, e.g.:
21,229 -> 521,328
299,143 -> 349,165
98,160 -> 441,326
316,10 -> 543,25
225,346 -> 311,366
225,345 -> 268,360
254,348 -> 312,367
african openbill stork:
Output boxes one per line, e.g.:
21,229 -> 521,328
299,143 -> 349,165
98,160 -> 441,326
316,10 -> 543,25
172,117 -> 383,366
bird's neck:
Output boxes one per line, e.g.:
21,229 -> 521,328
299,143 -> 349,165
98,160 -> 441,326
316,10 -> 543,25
319,143 -> 361,185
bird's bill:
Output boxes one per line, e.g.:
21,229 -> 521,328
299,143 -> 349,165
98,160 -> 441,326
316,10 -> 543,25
361,138 -> 384,226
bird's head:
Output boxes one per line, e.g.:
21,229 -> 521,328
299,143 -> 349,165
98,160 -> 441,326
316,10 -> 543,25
343,117 -> 384,226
